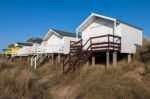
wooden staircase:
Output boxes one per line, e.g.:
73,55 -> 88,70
31,53 -> 48,69
63,34 -> 121,74
63,39 -> 92,74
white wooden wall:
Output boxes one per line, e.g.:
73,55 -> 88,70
40,33 -> 79,54
63,36 -> 80,54
81,19 -> 142,54
40,41 -> 47,47
120,23 -> 142,53
82,18 -> 114,44
17,46 -> 33,56
46,34 -> 63,46
40,33 -> 64,53
82,18 -> 114,50
33,43 -> 40,47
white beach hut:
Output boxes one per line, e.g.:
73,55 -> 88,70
63,13 -> 143,73
15,42 -> 33,56
31,29 -> 80,69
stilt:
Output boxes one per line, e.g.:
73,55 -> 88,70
106,52 -> 110,68
57,54 -> 61,63
48,53 -> 50,58
127,53 -> 131,63
20,56 -> 22,61
35,57 -> 37,69
31,57 -> 33,66
113,51 -> 117,67
28,56 -> 31,62
52,53 -> 54,65
49,58 -> 52,64
86,60 -> 89,66
92,56 -> 95,66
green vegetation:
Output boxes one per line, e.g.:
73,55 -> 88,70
0,38 -> 150,99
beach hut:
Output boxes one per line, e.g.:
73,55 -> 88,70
15,42 -> 33,56
31,29 -> 80,69
27,37 -> 43,54
63,13 -> 143,73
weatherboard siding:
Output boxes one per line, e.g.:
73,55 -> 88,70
63,36 -> 80,54
39,33 -> 79,54
47,34 -> 63,46
17,46 -> 32,56
116,23 -> 122,36
82,19 -> 114,50
82,19 -> 114,41
120,23 -> 142,53
80,18 -> 142,54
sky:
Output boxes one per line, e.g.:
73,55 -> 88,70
0,0 -> 150,53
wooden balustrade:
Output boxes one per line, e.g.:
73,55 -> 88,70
63,34 -> 121,73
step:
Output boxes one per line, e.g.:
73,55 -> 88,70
70,45 -> 82,48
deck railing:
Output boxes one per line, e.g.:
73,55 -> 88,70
15,45 -> 64,56
89,34 -> 121,52
63,34 -> 121,73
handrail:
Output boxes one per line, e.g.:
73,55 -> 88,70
63,39 -> 82,69
63,34 -> 121,73
82,34 -> 121,51
70,39 -> 82,47
91,34 -> 121,39
63,38 -> 90,70
63,40 -> 81,66
82,38 -> 91,48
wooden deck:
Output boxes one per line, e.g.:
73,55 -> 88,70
63,34 -> 121,73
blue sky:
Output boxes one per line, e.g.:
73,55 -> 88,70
0,0 -> 150,53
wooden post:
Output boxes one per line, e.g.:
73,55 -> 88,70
20,56 -> 22,61
108,35 -> 110,51
106,52 -> 110,68
86,59 -> 89,66
90,37 -> 92,51
57,54 -> 61,63
48,53 -> 50,58
49,58 -> 52,65
52,53 -> 54,65
127,53 -> 131,63
92,56 -> 95,66
31,57 -> 33,66
113,51 -> 117,67
34,57 -> 37,69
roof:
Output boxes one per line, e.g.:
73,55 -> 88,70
27,37 -> 43,43
52,29 -> 78,37
3,49 -> 8,51
43,29 -> 81,40
8,44 -> 14,48
116,19 -> 143,30
77,12 -> 143,32
16,42 -> 33,46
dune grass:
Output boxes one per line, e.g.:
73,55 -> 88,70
0,58 -> 150,99
0,38 -> 150,99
